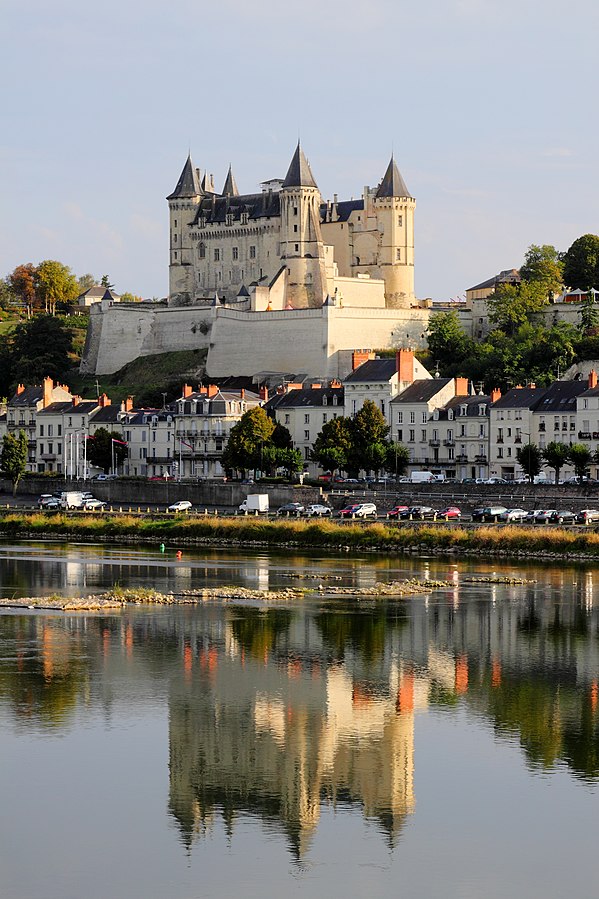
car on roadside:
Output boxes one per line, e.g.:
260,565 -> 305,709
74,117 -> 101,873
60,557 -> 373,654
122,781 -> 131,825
400,505 -> 437,520
535,509 -> 558,524
387,505 -> 409,519
352,503 -> 377,518
168,500 -> 192,512
305,503 -> 332,517
500,508 -> 528,522
485,477 -> 508,484
84,499 -> 106,511
276,502 -> 305,516
438,506 -> 461,520
38,494 -> 61,509
93,473 -> 118,481
576,509 -> 599,523
549,510 -> 576,524
471,506 -> 508,522
339,503 -> 361,518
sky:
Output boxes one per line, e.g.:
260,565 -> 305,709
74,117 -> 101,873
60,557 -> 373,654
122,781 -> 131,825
2,0 -> 598,302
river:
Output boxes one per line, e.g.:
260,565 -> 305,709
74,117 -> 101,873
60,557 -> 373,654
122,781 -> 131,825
0,541 -> 597,898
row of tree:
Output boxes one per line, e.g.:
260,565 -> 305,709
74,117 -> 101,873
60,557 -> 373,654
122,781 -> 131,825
1,263 -> 141,316
517,441 -> 595,483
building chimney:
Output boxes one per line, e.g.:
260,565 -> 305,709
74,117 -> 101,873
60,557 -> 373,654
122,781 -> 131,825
207,384 -> 218,398
240,388 -> 245,399
454,377 -> 469,396
98,393 -> 111,408
42,377 -> 53,408
311,383 -> 322,389
125,395 -> 134,412
16,384 -> 25,396
182,383 -> 193,398
490,388 -> 502,403
589,370 -> 598,389
352,349 -> 373,371
199,386 -> 208,395
396,348 -> 414,383
329,378 -> 342,388
286,383 -> 303,393
72,395 -> 81,407
259,385 -> 269,402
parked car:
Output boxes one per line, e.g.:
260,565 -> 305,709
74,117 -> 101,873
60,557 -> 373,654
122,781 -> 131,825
485,477 -> 508,484
461,477 -> 485,485
38,494 -> 61,509
524,509 -> 543,522
387,505 -> 409,519
576,509 -> 599,523
535,509 -> 558,524
438,506 -> 461,520
549,510 -> 576,524
471,506 -> 508,522
305,503 -> 332,517
352,503 -> 377,518
500,508 -> 528,522
277,502 -> 305,516
93,473 -> 118,481
84,499 -> 106,511
400,505 -> 437,520
339,504 -> 361,518
168,500 -> 192,512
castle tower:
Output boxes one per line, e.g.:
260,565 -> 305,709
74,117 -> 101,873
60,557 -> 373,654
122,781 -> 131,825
222,165 -> 239,198
167,155 -> 203,303
278,143 -> 327,309
373,156 -> 415,309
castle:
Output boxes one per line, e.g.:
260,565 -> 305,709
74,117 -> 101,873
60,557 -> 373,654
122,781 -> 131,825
81,145 -> 432,379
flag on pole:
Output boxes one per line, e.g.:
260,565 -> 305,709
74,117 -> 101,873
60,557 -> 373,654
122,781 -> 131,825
111,438 -> 128,445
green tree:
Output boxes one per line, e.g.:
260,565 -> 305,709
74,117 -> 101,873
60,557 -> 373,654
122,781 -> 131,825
542,441 -> 570,484
275,447 -> 303,480
35,260 -> 79,314
425,310 -> 474,371
271,421 -> 293,450
568,443 -> 592,480
1,430 -> 28,495
10,315 -> 73,384
488,281 -> 549,335
119,292 -> 142,303
87,428 -> 128,473
519,244 -> 564,294
9,264 -> 38,317
563,234 -> 599,290
516,442 -> 542,482
101,275 -> 114,289
311,416 -> 353,474
349,399 -> 390,475
221,407 -> 275,476
0,277 -> 16,311
385,441 -> 410,477
578,293 -> 599,336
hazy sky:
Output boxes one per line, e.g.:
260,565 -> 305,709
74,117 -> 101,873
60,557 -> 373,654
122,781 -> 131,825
2,0 -> 597,301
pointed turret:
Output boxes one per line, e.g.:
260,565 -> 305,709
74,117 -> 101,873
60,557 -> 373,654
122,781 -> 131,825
375,155 -> 412,199
201,172 -> 216,194
222,165 -> 239,197
282,143 -> 318,189
167,154 -> 202,200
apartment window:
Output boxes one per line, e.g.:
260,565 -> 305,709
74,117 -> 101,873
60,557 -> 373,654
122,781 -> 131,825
39,425 -> 44,436
322,413 -> 327,423
57,443 -> 61,455
421,429 -> 427,442
39,443 -> 44,454
304,414 -> 310,424
447,429 -> 453,441
304,447 -> 310,459
409,412 -> 415,424
397,411 -> 403,424
214,248 -> 220,261
583,399 -> 589,409
422,412 -> 427,423
284,414 -> 290,425
479,425 -> 485,437
397,429 -> 403,441
141,448 -> 147,459
448,448 -> 454,460
304,430 -> 310,440
460,424 -> 466,436
232,247 -> 239,260
250,246 -> 256,259
380,400 -> 385,415
352,400 -> 357,415
57,425 -> 61,436
498,448 -> 503,458
152,431 -> 156,442
332,395 -> 338,406
48,424 -> 53,437
142,432 -> 146,442
507,447 -> 512,457
409,429 -> 415,442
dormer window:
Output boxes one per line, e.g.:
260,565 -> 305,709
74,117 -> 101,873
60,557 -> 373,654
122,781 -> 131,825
226,212 -> 233,226
433,409 -> 439,420
478,404 -> 487,416
460,404 -> 468,416
333,395 -> 338,406
323,395 -> 328,406
448,409 -> 454,420
241,212 -> 248,225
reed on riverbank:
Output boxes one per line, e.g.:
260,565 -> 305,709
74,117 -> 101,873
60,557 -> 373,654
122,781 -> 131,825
1,510 -> 599,558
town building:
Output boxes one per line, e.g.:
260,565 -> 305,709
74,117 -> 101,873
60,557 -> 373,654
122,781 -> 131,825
266,383 -> 344,470
390,378 -> 466,475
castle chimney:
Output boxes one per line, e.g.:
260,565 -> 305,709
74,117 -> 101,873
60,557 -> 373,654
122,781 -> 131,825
490,388 -> 502,403
454,377 -> 469,396
42,377 -> 53,408
589,370 -> 598,389
396,348 -> 414,383
182,383 -> 193,398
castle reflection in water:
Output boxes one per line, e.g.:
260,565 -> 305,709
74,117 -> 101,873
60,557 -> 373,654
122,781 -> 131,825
0,563 -> 598,858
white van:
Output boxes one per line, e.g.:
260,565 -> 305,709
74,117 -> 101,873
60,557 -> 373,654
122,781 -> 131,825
409,471 -> 435,483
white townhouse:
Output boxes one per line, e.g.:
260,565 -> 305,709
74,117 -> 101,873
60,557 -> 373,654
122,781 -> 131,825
265,383 -> 344,473
343,349 -> 430,424
434,392 -> 497,481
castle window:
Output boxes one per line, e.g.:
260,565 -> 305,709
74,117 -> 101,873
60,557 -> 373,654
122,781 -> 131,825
396,249 -> 401,261
173,234 -> 178,243
250,246 -> 256,259
199,243 -> 206,259
293,207 -> 298,215
232,247 -> 239,260
294,244 -> 299,252
174,219 -> 178,227
214,249 -> 220,261
226,213 -> 233,226
398,215 -> 402,226
293,224 -> 298,233
241,212 -> 248,224
174,252 -> 178,260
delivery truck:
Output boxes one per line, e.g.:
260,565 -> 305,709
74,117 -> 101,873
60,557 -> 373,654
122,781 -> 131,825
238,494 -> 269,513
60,491 -> 86,509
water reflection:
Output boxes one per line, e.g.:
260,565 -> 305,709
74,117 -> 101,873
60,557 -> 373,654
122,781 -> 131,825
0,565 -> 597,866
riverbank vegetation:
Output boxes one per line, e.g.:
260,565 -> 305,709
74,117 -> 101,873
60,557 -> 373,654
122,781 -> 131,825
3,511 -> 599,559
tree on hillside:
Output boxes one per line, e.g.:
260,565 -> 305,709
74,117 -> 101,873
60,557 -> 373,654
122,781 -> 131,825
86,428 -> 128,473
578,293 -> 599,337
35,260 -> 79,314
519,244 -> 564,294
221,407 -> 275,477
568,443 -> 593,480
426,310 -> 474,371
311,417 -> 353,475
349,399 -> 390,475
516,443 -> 542,483
9,264 -> 38,317
488,281 -> 548,335
119,292 -> 142,303
542,441 -> 570,485
10,315 -> 73,384
101,275 -> 114,289
0,277 -> 16,311
563,234 -> 599,290
1,430 -> 28,495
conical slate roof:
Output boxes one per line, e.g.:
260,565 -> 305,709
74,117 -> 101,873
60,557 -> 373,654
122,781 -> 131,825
222,165 -> 239,197
375,156 -> 412,199
282,143 -> 318,189
167,154 -> 202,200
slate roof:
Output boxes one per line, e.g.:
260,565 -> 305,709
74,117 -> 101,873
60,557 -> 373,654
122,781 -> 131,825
222,166 -> 239,197
192,191 -> 281,225
38,401 -> 99,416
437,395 -> 491,419
531,380 -> 588,413
167,155 -> 201,200
375,156 -> 412,199
265,386 -> 344,410
320,198 -> 364,223
391,379 -> 452,404
282,144 -> 318,189
491,387 -> 547,409
77,286 -> 120,302
9,387 -> 44,406
467,269 -> 520,292
89,407 -> 123,424
344,359 -> 398,383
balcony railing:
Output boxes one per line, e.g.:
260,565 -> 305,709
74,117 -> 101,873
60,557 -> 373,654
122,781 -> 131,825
429,439 -> 440,447
475,455 -> 488,463
443,439 -> 455,447
579,432 -> 592,440
539,423 -> 546,432
456,454 -> 468,462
